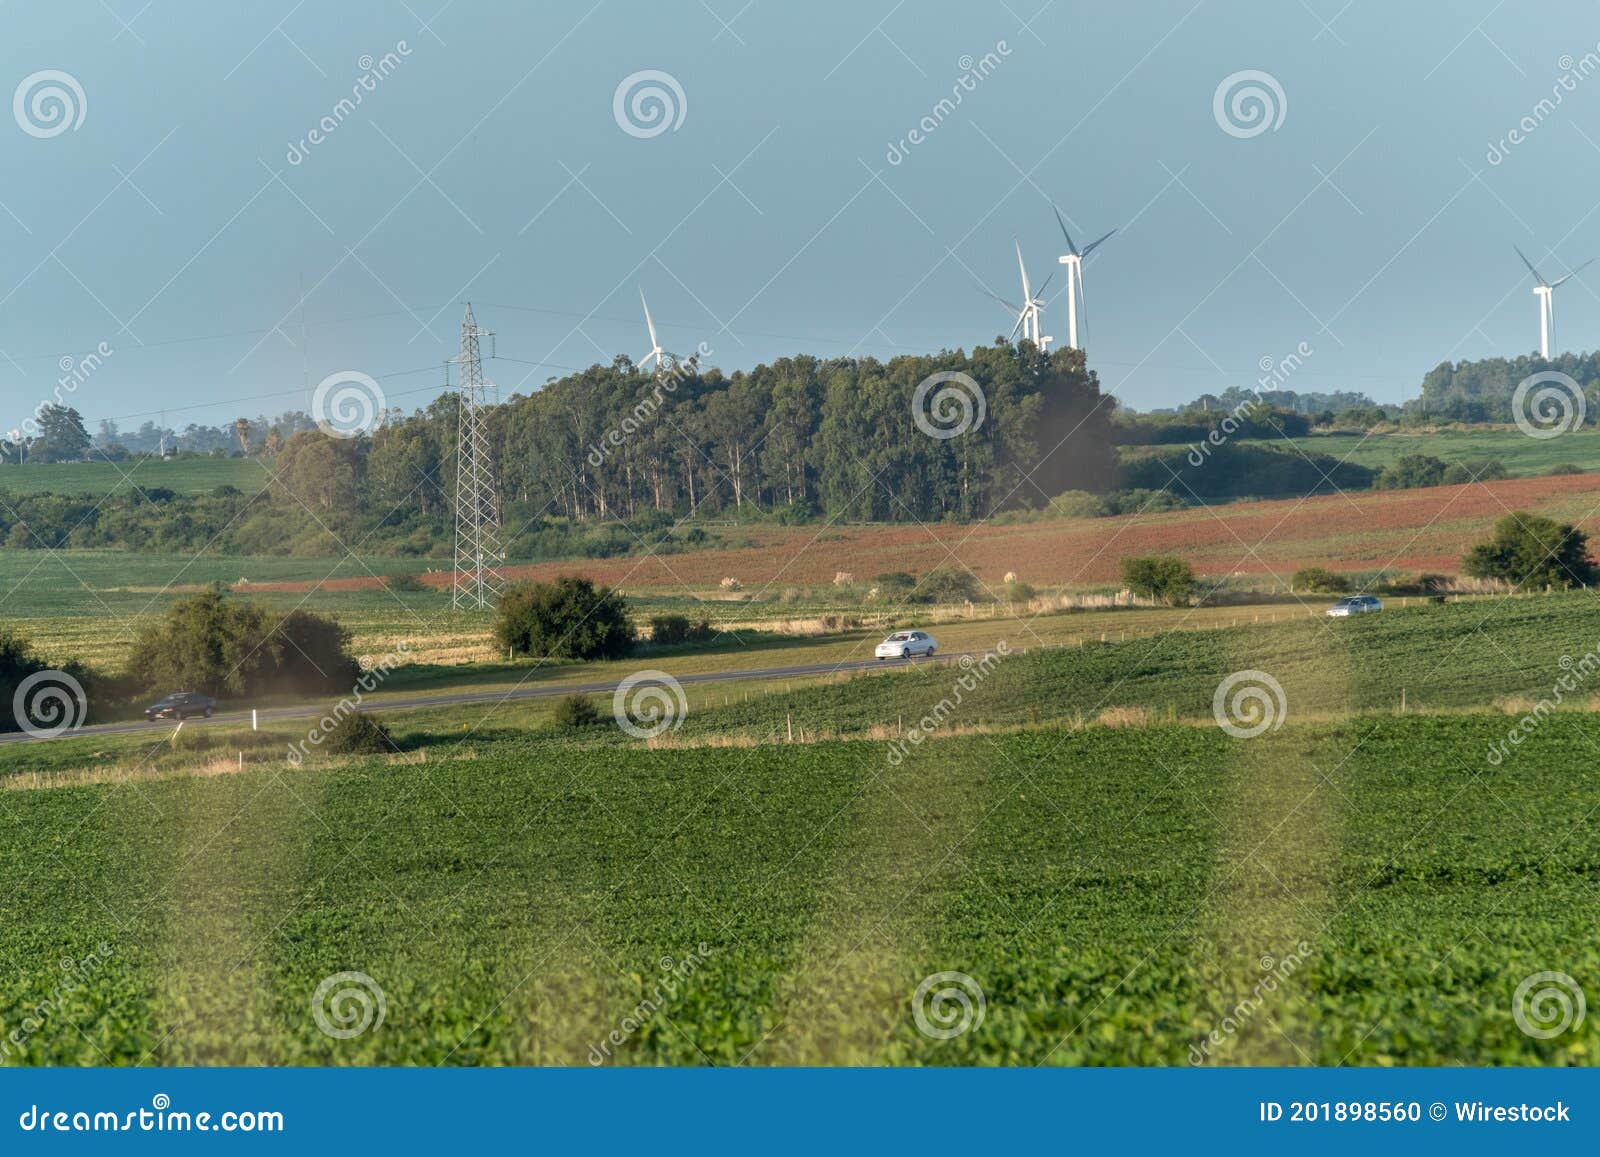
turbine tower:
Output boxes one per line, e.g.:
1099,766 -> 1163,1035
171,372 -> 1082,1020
1053,206 -> 1117,352
1515,245 -> 1595,359
450,303 -> 504,610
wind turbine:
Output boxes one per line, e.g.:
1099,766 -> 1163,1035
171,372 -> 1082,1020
1053,206 -> 1117,352
977,244 -> 1054,350
1515,245 -> 1596,359
638,288 -> 672,371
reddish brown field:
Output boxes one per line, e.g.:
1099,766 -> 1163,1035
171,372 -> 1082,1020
241,473 -> 1600,595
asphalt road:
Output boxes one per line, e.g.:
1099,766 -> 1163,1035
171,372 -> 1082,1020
0,648 -> 1001,746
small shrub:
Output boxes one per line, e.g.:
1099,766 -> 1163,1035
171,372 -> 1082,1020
872,571 -> 917,596
1120,555 -> 1195,606
1548,463 -> 1585,476
552,694 -> 601,729
1292,566 -> 1350,594
1005,580 -> 1036,605
650,614 -> 716,645
384,572 -> 428,592
720,577 -> 742,591
320,710 -> 392,756
914,567 -> 980,605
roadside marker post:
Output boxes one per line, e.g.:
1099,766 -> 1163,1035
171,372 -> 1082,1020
252,709 -> 258,731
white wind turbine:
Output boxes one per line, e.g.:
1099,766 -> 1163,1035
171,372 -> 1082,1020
1053,206 -> 1117,352
981,244 -> 1055,350
1515,244 -> 1596,359
638,288 -> 672,371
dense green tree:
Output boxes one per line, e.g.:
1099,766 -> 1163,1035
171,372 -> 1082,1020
30,404 -> 91,463
494,576 -> 635,660
1462,513 -> 1598,589
1121,555 -> 1196,605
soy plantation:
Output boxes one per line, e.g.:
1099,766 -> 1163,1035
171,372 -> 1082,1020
1,718 -> 1594,1065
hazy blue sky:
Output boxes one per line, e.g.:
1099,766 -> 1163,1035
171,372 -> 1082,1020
2,0 -> 1599,432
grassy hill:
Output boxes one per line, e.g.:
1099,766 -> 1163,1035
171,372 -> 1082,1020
0,456 -> 269,496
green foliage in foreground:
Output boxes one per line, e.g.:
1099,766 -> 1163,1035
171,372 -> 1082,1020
0,718 -> 1594,1065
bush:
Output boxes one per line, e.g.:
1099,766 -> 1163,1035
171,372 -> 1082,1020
1463,512 -> 1598,589
1374,454 -> 1448,491
1005,580 -> 1036,605
872,571 -> 917,596
1120,555 -> 1195,605
494,576 -> 636,660
1441,458 -> 1508,486
0,631 -> 92,734
319,709 -> 392,755
1548,463 -> 1585,476
552,693 -> 601,729
913,567 -> 980,604
1105,488 -> 1189,516
649,613 -> 715,645
1292,566 -> 1351,594
384,572 -> 429,592
127,587 -> 356,698
1046,490 -> 1109,518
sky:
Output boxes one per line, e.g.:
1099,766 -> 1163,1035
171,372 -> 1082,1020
2,0 -> 1600,435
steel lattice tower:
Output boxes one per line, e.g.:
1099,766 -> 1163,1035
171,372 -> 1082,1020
450,303 -> 504,609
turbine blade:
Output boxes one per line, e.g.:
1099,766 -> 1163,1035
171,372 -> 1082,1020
1036,270 -> 1056,297
975,282 -> 1022,313
1080,228 -> 1118,258
1551,256 -> 1598,288
1514,244 -> 1550,286
1010,309 -> 1027,341
1015,240 -> 1032,300
639,288 -> 660,348
1052,204 -> 1078,256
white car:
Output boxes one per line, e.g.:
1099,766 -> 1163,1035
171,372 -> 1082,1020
1325,595 -> 1382,617
875,630 -> 937,660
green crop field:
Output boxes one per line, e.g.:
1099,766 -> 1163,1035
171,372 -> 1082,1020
1247,427 -> 1600,477
0,720 -> 1593,1065
1,587 -> 1596,1065
0,457 -> 270,497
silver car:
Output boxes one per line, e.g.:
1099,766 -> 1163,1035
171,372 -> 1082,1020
1325,595 -> 1382,617
875,630 -> 937,659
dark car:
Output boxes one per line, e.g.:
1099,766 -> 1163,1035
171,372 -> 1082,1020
144,691 -> 217,721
